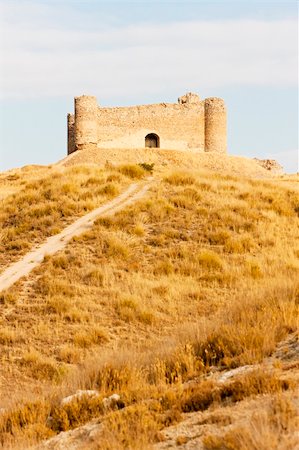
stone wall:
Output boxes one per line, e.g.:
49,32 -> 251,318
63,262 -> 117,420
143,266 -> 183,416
96,102 -> 205,151
67,114 -> 75,154
67,93 -> 227,154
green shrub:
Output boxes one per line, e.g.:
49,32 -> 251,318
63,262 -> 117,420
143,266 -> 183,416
138,163 -> 154,173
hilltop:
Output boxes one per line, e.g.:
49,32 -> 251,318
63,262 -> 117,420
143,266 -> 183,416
0,151 -> 298,449
59,147 -> 284,178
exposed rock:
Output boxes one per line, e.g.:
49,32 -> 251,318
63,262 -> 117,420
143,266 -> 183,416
102,393 -> 121,409
61,390 -> 100,406
254,158 -> 283,174
217,365 -> 257,383
35,419 -> 103,450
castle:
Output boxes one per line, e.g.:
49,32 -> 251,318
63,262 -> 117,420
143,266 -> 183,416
67,92 -> 227,155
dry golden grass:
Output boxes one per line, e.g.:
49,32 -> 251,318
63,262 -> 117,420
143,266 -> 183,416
0,166 -> 298,448
0,164 -> 142,272
203,393 -> 299,450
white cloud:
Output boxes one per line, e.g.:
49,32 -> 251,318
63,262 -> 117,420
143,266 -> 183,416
0,1 -> 297,99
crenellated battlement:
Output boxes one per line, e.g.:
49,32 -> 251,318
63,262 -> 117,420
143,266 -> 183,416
67,92 -> 227,155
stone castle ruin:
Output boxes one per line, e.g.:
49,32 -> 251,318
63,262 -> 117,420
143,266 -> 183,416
67,92 -> 227,155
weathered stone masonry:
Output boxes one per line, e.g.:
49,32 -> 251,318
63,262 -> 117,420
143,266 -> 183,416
67,92 -> 227,155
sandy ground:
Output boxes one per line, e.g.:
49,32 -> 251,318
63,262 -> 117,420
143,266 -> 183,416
0,180 -> 153,292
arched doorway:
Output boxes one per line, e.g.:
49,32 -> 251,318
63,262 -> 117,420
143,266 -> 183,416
145,133 -> 160,148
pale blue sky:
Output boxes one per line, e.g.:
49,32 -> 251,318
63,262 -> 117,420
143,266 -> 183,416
0,0 -> 298,172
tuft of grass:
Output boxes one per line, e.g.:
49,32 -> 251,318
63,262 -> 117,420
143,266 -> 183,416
164,171 -> 195,186
197,250 -> 223,270
246,259 -> 263,279
19,350 -> 66,381
154,259 -> 174,275
57,345 -> 82,364
74,326 -> 109,348
0,327 -> 19,345
83,268 -> 104,287
115,297 -> 155,325
46,296 -> 71,314
0,291 -> 17,305
118,164 -> 146,179
104,236 -> 130,259
132,224 -> 145,237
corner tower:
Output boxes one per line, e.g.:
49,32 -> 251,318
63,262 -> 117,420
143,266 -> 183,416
204,98 -> 227,153
74,95 -> 98,151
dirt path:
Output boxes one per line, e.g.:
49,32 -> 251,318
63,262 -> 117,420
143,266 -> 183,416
0,180 -> 153,292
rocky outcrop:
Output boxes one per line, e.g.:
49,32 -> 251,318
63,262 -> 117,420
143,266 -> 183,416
254,158 -> 283,174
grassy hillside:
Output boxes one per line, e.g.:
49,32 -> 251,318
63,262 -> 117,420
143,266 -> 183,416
0,165 -> 298,449
0,164 -> 145,272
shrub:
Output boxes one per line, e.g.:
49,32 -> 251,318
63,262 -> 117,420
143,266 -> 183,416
138,163 -> 154,173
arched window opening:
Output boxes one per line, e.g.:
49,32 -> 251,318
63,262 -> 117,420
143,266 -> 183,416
145,133 -> 160,148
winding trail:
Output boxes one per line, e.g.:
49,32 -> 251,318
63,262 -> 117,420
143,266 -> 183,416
0,179 -> 153,292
